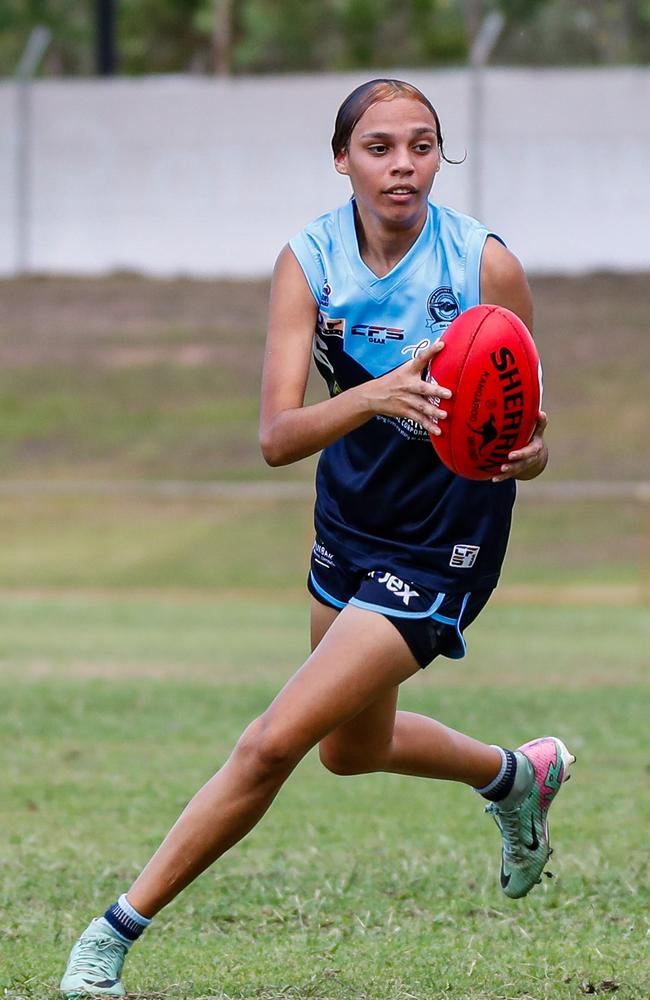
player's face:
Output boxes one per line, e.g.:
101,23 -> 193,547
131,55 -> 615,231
335,98 -> 441,228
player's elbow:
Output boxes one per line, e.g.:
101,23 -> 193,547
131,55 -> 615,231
261,445 -> 286,467
259,427 -> 288,467
260,411 -> 309,466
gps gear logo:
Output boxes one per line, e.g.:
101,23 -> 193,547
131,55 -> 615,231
351,324 -> 404,345
427,287 -> 460,330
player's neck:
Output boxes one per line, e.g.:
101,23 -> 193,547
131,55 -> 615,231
353,201 -> 427,278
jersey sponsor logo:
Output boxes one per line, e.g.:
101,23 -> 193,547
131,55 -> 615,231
319,281 -> 331,307
401,337 -> 433,359
313,540 -> 335,569
427,286 -> 460,326
369,571 -> 419,606
449,544 -> 480,569
376,413 -> 430,442
351,324 -> 404,344
317,313 -> 345,338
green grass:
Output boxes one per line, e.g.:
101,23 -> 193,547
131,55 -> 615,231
0,495 -> 314,592
1,598 -> 649,999
1,275 -> 648,997
0,365 -> 267,481
0,494 -> 644,592
0,596 -> 648,687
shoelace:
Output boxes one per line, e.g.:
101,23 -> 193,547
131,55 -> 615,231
485,803 -> 526,865
72,934 -> 126,977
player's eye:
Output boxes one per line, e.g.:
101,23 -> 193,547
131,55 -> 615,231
414,142 -> 434,153
367,144 -> 388,155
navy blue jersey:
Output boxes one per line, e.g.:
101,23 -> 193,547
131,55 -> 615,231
289,198 -> 516,594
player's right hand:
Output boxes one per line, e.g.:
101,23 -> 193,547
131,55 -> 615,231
363,340 -> 452,435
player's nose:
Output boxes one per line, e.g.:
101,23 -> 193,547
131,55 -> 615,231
391,146 -> 415,174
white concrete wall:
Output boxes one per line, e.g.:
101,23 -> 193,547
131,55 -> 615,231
1,68 -> 649,277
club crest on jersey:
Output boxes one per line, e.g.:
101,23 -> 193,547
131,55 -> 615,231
427,287 -> 460,330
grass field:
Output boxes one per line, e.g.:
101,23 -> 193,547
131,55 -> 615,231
0,274 -> 648,998
2,598 -> 649,1000
0,492 -> 644,593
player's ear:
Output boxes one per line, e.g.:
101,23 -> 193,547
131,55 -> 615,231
334,150 -> 350,176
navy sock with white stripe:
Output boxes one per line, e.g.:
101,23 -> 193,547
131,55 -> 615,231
474,746 -> 518,802
103,894 -> 152,943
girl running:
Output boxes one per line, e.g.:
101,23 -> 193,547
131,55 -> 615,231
61,79 -> 574,997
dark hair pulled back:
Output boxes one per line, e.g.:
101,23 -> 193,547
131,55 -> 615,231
331,78 -> 457,163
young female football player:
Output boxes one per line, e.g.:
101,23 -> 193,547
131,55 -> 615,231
61,79 -> 574,997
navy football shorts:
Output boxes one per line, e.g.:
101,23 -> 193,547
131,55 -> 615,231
308,537 -> 493,669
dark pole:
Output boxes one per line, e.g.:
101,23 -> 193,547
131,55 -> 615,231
96,0 -> 117,75
214,0 -> 233,76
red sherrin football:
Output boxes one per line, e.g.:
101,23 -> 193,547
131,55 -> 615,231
425,305 -> 542,481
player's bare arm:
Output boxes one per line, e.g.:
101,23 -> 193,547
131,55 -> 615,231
260,245 -> 449,466
480,237 -> 548,482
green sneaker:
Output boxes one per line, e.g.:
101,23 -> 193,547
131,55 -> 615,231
60,918 -> 129,997
486,736 -> 576,899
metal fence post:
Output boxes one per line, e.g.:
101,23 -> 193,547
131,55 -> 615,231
468,11 -> 504,221
14,26 -> 51,276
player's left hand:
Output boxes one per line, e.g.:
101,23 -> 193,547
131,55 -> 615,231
491,411 -> 548,482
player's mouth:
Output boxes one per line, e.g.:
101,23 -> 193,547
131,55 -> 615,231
383,185 -> 417,203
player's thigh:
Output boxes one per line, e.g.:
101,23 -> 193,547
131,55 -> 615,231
310,595 -> 339,650
318,683 -> 398,770
311,595 -> 399,760
260,604 -> 419,758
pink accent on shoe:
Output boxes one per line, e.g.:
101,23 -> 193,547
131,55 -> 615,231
517,737 -> 569,813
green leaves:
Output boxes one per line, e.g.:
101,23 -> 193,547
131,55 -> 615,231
8,0 -> 650,77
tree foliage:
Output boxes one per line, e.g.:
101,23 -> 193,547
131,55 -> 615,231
1,0 -> 649,76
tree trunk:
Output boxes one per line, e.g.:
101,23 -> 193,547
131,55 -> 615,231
213,0 -> 232,76
458,0 -> 485,44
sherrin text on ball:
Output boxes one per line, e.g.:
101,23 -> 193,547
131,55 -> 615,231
426,305 -> 542,480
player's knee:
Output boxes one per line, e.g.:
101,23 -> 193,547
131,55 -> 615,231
318,740 -> 378,776
236,715 -> 302,780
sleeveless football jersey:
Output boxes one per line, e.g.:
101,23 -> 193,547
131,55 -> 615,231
289,198 -> 516,594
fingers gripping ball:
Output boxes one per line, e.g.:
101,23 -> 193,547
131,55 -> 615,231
426,305 -> 542,480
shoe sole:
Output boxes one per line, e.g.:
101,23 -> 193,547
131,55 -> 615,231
61,991 -> 125,999
61,991 -> 125,998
